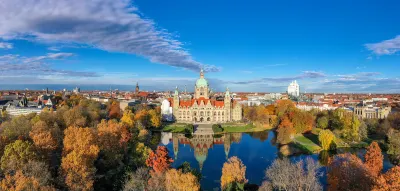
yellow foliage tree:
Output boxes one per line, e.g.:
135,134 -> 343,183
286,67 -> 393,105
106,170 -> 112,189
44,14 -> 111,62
120,110 -> 135,128
165,169 -> 200,191
61,126 -> 99,191
149,109 -> 161,128
221,156 -> 248,190
318,129 -> 335,150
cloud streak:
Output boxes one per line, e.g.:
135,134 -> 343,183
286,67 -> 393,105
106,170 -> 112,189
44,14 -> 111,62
365,35 -> 400,55
0,53 -> 99,79
0,42 -> 13,49
0,0 -> 219,72
229,71 -> 326,85
23,53 -> 75,63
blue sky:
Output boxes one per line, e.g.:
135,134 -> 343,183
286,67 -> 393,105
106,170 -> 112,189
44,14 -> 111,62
0,0 -> 399,92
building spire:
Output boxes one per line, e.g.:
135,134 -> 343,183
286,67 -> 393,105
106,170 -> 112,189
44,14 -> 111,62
174,86 -> 179,96
200,68 -> 204,78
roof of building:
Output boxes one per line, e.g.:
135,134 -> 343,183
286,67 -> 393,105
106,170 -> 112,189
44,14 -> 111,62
196,78 -> 208,87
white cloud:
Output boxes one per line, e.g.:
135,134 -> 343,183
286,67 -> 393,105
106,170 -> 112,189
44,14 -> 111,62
0,53 -> 98,79
23,53 -> 75,63
365,35 -> 400,55
0,0 -> 219,72
0,42 -> 13,49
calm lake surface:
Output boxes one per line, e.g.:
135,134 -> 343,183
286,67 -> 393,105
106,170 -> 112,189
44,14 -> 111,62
157,128 -> 394,191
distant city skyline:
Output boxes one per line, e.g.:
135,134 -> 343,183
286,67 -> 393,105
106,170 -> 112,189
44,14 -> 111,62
0,0 -> 399,93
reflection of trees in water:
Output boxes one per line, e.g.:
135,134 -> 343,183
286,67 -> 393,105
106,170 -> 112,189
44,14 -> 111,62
319,151 -> 330,166
247,131 -> 269,142
148,131 -> 161,150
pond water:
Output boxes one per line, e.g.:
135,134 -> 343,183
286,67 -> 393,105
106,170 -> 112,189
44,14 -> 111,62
157,128 -> 394,191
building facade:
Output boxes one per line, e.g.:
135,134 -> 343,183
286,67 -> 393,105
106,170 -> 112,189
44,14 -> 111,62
287,80 -> 300,97
354,105 -> 391,119
168,69 -> 242,123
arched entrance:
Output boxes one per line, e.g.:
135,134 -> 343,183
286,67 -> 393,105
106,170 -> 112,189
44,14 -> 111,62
207,117 -> 210,122
200,117 -> 204,122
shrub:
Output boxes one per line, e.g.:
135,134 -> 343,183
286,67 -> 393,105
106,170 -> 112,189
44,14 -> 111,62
184,124 -> 194,134
212,124 -> 224,133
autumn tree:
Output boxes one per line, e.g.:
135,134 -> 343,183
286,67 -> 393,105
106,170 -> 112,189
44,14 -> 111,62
387,129 -> 400,164
165,169 -> 200,191
221,156 -> 248,191
63,106 -> 88,127
121,110 -> 135,128
0,170 -> 56,191
146,146 -> 173,175
97,120 -> 130,162
327,154 -> 374,191
275,100 -> 296,117
0,135 -> 10,158
1,140 -> 36,172
264,157 -> 322,191
243,106 -> 257,122
131,142 -> 152,167
135,109 -> 150,129
373,166 -> 400,191
1,115 -> 33,140
149,109 -> 161,128
364,141 -> 384,177
108,100 -> 122,119
276,116 -> 295,144
291,110 -> 314,133
318,129 -> 335,150
95,119 -> 131,190
316,116 -> 329,129
29,120 -> 62,159
61,126 -> 99,191
123,167 -> 150,191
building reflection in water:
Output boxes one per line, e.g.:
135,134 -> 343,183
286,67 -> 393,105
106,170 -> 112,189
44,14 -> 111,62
162,128 -> 242,171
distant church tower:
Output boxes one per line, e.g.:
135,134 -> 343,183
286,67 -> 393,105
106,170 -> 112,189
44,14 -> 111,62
135,82 -> 140,94
224,87 -> 231,122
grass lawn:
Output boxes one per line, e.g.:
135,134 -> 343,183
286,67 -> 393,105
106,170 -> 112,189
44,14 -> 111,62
162,125 -> 187,133
293,134 -> 322,153
221,124 -> 269,133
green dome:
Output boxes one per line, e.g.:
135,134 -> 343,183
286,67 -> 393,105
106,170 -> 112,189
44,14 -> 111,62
196,78 -> 208,87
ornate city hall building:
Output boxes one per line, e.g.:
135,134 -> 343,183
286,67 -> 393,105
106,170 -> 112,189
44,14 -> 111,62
166,69 -> 242,123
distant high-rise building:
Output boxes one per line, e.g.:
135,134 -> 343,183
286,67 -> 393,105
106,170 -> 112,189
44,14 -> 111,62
287,80 -> 300,97
73,87 -> 80,94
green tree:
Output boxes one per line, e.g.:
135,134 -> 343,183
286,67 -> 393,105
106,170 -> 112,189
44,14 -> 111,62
1,115 -> 33,140
1,140 -> 36,172
316,116 -> 329,129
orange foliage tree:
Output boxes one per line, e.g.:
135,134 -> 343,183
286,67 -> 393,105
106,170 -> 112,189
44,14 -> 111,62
275,100 -> 296,117
108,101 -> 122,119
165,169 -> 200,191
0,171 -> 56,191
97,120 -> 130,164
327,153 -> 374,191
291,110 -> 314,133
135,109 -> 150,129
373,166 -> 400,191
61,126 -> 99,191
276,115 -> 295,144
29,120 -> 61,158
146,146 -> 173,175
221,156 -> 248,190
365,141 -> 383,177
